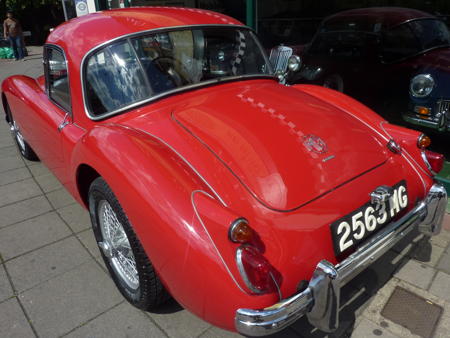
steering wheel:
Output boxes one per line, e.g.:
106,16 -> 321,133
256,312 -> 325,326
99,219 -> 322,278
152,56 -> 190,86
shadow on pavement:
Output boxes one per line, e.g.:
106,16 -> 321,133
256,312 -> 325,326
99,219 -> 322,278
286,230 -> 425,337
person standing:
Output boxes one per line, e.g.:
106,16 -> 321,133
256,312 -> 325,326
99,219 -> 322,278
3,10 -> 24,61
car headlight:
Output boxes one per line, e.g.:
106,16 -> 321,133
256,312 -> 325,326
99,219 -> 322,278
410,74 -> 435,98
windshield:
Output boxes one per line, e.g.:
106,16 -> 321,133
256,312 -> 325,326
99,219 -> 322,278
84,27 -> 272,117
382,18 -> 450,62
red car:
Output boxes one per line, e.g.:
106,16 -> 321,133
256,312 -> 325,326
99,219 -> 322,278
1,7 -> 448,336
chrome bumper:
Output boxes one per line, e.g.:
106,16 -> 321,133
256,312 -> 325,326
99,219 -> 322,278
235,183 -> 447,336
403,113 -> 449,132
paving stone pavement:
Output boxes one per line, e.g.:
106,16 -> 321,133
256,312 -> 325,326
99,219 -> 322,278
1,46 -> 450,338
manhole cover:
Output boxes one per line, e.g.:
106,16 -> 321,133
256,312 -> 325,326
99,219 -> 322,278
381,287 -> 443,338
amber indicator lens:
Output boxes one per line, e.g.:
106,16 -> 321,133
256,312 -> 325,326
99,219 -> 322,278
417,134 -> 431,149
415,106 -> 430,115
229,219 -> 253,243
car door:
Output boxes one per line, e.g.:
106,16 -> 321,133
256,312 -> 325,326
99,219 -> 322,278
32,45 -> 71,183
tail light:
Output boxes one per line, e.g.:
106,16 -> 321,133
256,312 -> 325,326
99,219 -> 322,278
422,150 -> 444,174
236,245 -> 280,294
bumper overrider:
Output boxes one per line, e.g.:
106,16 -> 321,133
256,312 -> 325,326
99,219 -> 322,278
235,183 -> 447,336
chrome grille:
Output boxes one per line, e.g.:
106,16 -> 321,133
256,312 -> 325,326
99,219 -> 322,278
437,100 -> 450,115
269,45 -> 293,73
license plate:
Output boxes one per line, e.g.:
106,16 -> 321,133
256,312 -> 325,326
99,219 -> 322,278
331,180 -> 408,256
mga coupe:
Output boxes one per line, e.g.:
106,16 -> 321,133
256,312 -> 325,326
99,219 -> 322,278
1,7 -> 448,336
280,7 -> 450,133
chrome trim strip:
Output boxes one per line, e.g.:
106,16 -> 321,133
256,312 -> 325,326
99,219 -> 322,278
72,122 -> 87,131
421,151 -> 438,176
399,151 -> 428,194
79,24 -> 275,121
379,121 -> 428,193
114,123 -> 227,206
235,183 -> 447,336
191,190 -> 246,293
236,245 -> 262,294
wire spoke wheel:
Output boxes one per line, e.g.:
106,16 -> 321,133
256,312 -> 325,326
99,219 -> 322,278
89,177 -> 169,310
98,200 -> 139,290
5,102 -> 39,161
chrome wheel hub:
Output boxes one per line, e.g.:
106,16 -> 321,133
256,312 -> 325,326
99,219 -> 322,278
10,120 -> 25,151
98,200 -> 139,290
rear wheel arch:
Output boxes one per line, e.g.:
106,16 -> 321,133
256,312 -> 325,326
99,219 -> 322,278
2,93 -> 10,123
76,164 -> 101,208
88,176 -> 170,309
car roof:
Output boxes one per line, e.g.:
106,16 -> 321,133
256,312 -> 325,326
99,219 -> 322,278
323,7 -> 435,32
46,7 -> 243,64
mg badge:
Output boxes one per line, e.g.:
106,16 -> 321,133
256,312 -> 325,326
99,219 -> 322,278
302,134 -> 327,154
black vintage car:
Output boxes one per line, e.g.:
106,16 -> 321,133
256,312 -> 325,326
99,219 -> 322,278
276,7 -> 450,133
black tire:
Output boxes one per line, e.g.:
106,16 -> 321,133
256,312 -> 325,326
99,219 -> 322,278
323,74 -> 344,93
5,102 -> 39,161
88,177 -> 170,310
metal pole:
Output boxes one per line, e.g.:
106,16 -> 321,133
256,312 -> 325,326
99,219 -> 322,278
255,0 -> 258,33
61,0 -> 69,21
246,0 -> 255,29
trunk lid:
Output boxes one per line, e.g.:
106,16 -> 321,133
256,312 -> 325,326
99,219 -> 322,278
173,80 -> 389,211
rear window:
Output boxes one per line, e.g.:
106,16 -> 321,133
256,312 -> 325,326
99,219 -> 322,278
84,27 -> 272,118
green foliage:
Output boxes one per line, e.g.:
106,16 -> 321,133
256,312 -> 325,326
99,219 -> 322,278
4,0 -> 61,12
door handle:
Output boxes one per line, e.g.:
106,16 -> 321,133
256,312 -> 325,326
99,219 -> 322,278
58,113 -> 70,132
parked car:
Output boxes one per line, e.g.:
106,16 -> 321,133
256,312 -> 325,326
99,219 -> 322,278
279,7 -> 450,133
1,7 -> 448,336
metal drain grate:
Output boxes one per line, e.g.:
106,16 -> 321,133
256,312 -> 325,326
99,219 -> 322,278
381,287 -> 443,338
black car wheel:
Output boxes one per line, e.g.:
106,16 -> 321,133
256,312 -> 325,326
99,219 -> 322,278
6,102 -> 39,161
88,177 -> 170,310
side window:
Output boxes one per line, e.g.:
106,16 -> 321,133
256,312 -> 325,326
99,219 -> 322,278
85,40 -> 150,115
46,47 -> 71,112
381,25 -> 420,63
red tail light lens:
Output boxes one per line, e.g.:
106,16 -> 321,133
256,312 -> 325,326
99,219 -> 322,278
237,246 -> 278,294
423,150 -> 444,174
